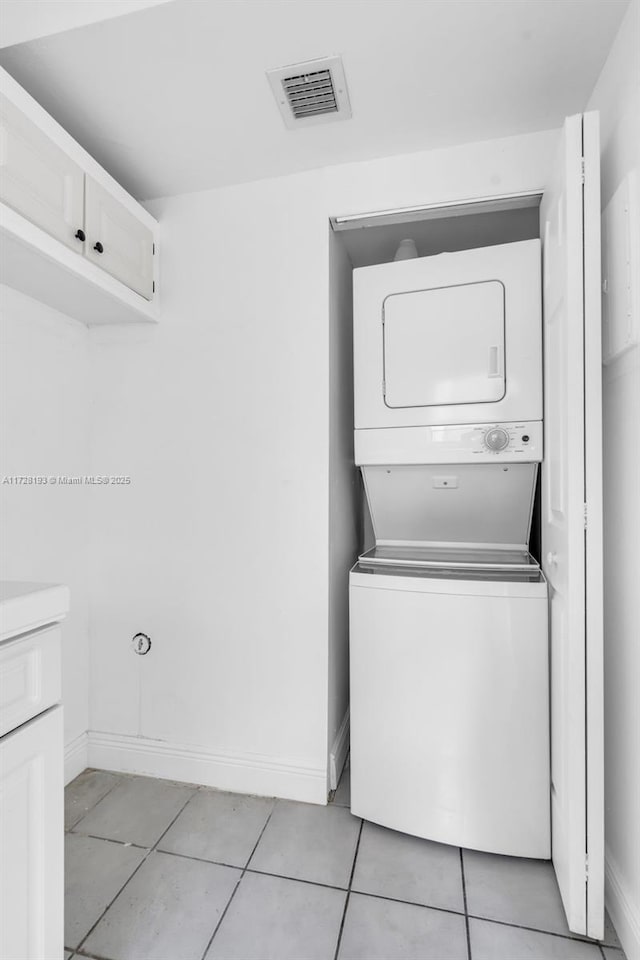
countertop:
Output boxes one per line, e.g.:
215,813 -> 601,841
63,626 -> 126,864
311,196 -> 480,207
0,580 -> 70,641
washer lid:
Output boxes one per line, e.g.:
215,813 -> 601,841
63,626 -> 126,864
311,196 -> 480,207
362,462 -> 537,549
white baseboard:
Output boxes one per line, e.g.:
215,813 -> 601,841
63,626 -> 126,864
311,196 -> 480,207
64,731 -> 89,785
329,708 -> 350,791
87,731 -> 327,805
606,847 -> 640,960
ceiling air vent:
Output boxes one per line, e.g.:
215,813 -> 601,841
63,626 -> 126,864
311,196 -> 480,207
267,56 -> 352,129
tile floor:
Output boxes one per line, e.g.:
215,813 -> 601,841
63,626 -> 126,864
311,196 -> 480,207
64,763 -> 626,960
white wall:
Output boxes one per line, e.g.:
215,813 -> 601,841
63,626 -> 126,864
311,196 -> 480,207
0,285 -> 90,771
88,172 -> 331,801
328,230 -> 358,789
86,129 -> 558,802
587,3 -> 640,957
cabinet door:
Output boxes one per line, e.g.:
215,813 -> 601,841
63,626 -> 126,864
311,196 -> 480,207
0,624 -> 62,737
0,706 -> 63,960
0,93 -> 84,251
85,177 -> 154,299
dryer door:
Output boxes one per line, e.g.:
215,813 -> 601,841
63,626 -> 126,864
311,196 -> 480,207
383,280 -> 505,408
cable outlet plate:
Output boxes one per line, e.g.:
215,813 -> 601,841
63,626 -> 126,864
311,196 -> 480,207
132,632 -> 151,655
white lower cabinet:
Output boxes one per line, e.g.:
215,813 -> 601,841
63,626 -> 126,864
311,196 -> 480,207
0,92 -> 85,252
0,625 -> 62,738
0,706 -> 64,960
85,176 -> 154,300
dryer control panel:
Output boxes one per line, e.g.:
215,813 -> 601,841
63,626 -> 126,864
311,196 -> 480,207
472,423 -> 541,456
355,421 -> 543,465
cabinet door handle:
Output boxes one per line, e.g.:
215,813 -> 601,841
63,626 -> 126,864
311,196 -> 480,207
74,229 -> 86,241
93,241 -> 104,253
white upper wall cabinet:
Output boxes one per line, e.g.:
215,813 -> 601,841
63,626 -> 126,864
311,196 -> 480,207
85,177 -> 154,299
0,93 -> 85,251
0,67 -> 158,325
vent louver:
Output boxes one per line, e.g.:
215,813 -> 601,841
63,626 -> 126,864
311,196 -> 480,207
267,56 -> 352,129
283,69 -> 338,119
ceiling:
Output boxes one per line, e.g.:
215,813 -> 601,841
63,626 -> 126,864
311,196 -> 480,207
0,0 -> 628,201
0,1 -> 173,49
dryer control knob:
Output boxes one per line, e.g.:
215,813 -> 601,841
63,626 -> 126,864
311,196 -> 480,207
484,427 -> 510,451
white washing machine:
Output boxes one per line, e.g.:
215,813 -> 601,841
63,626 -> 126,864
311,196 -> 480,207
349,239 -> 549,858
349,451 -> 550,858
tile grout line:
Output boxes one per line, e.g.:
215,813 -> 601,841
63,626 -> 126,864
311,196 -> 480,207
74,949 -> 115,960
466,911 -> 620,948
73,941 -> 120,960
153,845 -> 256,872
333,817 -> 364,960
241,799 -> 278,873
345,885 -> 468,920
70,787 -> 198,956
157,842 -> 353,895
460,848 -> 472,960
198,799 -> 278,960
65,772 -> 126,833
70,832 -> 149,851
245,865 -> 348,893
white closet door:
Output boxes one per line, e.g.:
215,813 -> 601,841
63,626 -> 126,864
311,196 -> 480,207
0,706 -> 64,960
84,176 -> 154,299
383,281 -> 505,408
0,92 -> 84,250
540,112 -> 604,938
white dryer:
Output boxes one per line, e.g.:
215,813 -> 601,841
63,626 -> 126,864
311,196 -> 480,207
353,239 -> 541,464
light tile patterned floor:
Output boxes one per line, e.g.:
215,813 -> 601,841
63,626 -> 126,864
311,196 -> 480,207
64,764 -> 627,960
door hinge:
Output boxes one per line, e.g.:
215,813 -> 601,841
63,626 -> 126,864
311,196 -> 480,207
152,243 -> 156,255
581,158 -> 585,185
583,502 -> 588,529
152,281 -> 155,293
382,378 -> 386,396
585,853 -> 589,878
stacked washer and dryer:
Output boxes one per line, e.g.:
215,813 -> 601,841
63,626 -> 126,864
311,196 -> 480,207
349,239 -> 550,858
